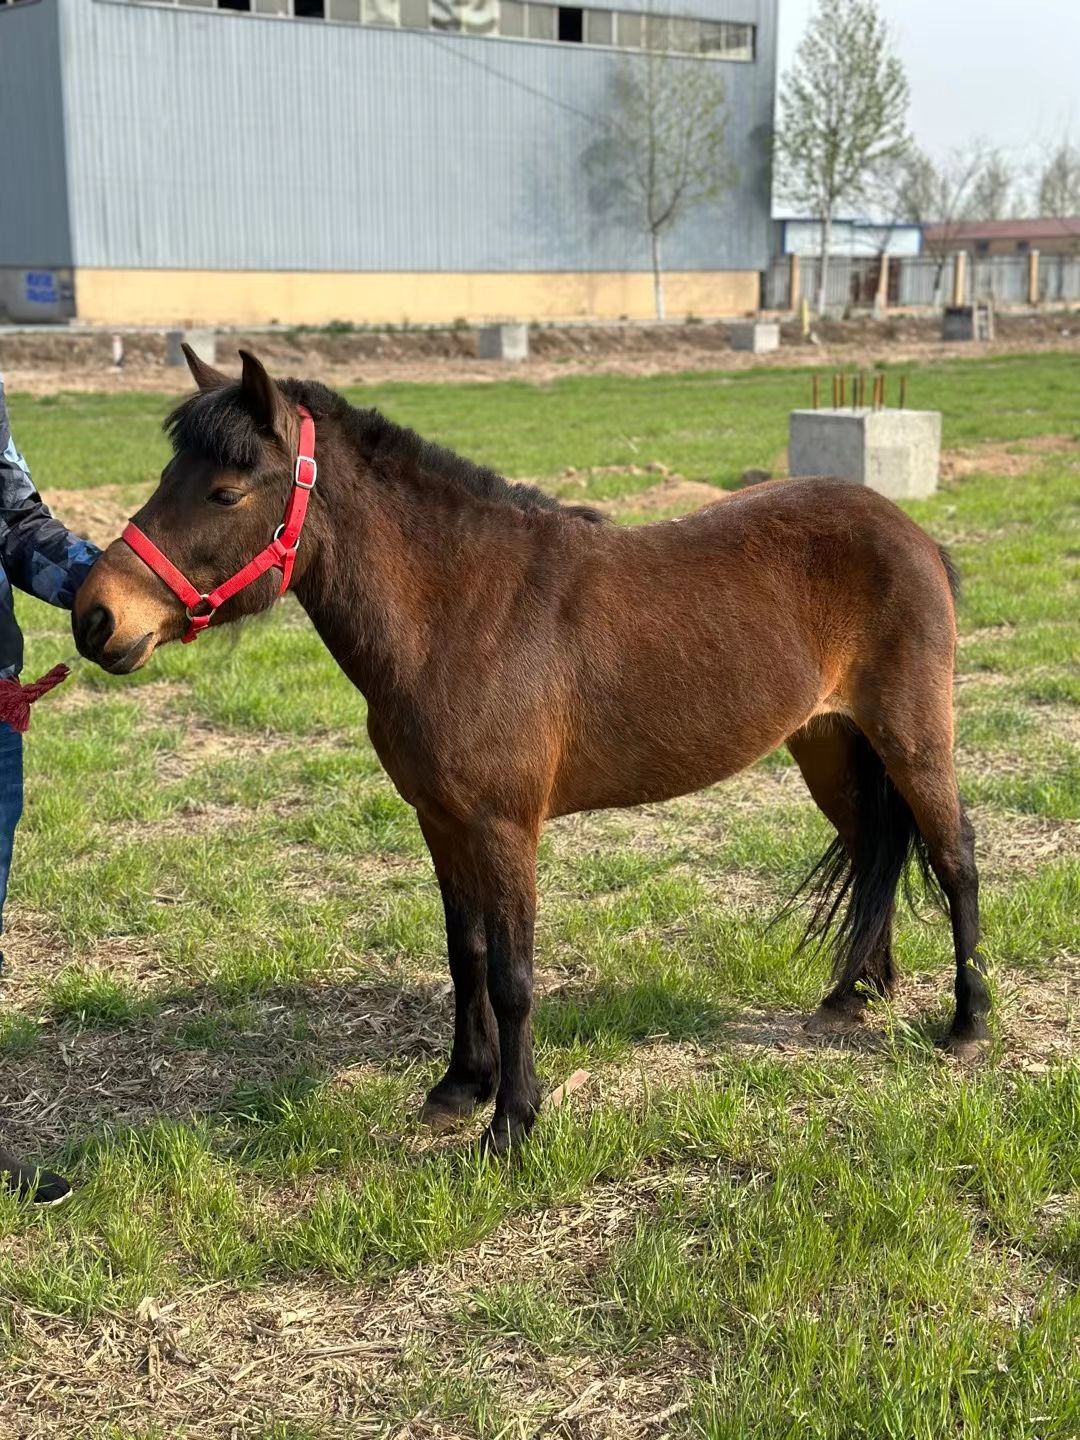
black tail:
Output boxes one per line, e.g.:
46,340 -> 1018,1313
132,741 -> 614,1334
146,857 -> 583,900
790,729 -> 943,995
938,543 -> 961,604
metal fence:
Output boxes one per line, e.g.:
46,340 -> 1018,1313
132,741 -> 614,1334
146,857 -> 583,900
1039,256 -> 1080,303
765,253 -> 1080,312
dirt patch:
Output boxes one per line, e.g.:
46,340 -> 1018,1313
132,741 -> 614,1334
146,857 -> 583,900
40,483 -> 148,549
5,317 -> 1080,393
940,435 -> 1080,483
599,477 -> 728,518
970,807 -> 1080,880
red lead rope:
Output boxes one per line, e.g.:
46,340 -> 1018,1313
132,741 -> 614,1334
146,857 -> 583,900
122,405 -> 317,644
0,664 -> 71,734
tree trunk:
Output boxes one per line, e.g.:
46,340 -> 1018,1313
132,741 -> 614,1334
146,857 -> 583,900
651,231 -> 665,320
817,209 -> 833,317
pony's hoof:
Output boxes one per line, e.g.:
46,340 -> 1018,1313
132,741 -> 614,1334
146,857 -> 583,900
941,1030 -> 990,1063
804,1002 -> 865,1037
479,1113 -> 534,1158
0,1160 -> 72,1207
420,1083 -> 487,1131
31,1169 -> 73,1206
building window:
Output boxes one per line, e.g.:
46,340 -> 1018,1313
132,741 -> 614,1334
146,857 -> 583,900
615,10 -> 641,47
526,2 -> 554,39
499,0 -> 524,32
557,4 -> 582,42
975,240 -> 990,256
101,0 -> 756,63
584,7 -> 610,44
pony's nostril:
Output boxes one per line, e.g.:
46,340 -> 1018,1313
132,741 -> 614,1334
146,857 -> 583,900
78,604 -> 115,656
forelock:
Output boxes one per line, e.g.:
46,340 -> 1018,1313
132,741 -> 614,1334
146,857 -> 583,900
164,385 -> 265,470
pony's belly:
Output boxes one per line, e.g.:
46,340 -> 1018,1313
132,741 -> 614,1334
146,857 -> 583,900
548,733 -> 783,818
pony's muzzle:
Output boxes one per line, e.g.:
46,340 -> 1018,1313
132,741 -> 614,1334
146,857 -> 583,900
72,540 -> 175,670
73,602 -> 115,661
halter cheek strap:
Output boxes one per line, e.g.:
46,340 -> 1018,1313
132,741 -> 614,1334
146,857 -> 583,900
122,405 -> 317,645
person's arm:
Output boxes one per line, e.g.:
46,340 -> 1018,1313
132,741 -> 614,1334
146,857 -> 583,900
0,376 -> 101,609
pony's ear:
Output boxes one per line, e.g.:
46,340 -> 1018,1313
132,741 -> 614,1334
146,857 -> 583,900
182,344 -> 229,392
238,350 -> 288,438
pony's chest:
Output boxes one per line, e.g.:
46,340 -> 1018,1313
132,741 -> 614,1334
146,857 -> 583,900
365,708 -> 455,810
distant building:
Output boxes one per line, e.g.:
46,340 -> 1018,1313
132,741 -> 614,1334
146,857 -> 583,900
773,218 -> 923,260
0,0 -> 779,326
923,217 -> 1080,258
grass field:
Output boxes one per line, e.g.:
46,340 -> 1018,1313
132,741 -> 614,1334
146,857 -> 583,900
0,352 -> 1078,1439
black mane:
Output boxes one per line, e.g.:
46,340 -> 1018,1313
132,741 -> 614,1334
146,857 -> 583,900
165,378 -> 604,522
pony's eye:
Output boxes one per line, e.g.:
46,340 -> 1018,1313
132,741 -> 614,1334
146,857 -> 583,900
209,489 -> 245,507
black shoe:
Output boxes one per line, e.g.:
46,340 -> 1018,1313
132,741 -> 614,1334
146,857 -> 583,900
0,1146 -> 72,1206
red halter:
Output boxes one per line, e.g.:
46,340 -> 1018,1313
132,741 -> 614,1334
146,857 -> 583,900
122,406 -> 317,644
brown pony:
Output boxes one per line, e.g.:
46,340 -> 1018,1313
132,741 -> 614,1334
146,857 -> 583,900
73,350 -> 988,1153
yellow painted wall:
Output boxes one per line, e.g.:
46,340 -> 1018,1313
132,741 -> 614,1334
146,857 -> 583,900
72,268 -> 761,327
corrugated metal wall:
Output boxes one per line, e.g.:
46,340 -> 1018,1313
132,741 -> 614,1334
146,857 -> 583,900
56,0 -> 776,272
0,0 -> 73,267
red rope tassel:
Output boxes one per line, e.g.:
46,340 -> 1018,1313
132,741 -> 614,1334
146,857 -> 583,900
0,665 -> 71,734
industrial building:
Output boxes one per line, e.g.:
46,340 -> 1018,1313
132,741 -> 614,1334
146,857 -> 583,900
0,0 -> 778,325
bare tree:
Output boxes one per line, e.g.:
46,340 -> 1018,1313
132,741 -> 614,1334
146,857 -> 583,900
776,0 -> 910,314
584,51 -> 734,320
1038,142 -> 1080,218
897,144 -> 984,302
970,150 -> 1016,221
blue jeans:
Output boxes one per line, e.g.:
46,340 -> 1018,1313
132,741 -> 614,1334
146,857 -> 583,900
0,722 -> 23,935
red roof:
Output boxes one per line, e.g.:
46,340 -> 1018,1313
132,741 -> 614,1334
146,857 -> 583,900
924,217 -> 1080,244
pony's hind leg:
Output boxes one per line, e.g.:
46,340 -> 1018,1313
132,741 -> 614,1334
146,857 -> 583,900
860,723 -> 989,1056
787,719 -> 898,1031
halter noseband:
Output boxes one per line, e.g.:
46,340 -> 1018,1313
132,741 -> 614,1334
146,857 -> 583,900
121,405 -> 317,644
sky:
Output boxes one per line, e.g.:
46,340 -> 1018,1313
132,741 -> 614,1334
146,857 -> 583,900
777,0 -> 1080,178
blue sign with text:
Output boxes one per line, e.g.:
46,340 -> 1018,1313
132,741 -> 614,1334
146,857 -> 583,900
24,271 -> 59,306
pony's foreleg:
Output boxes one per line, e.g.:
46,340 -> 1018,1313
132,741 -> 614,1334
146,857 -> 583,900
419,818 -> 500,1127
474,818 -> 543,1155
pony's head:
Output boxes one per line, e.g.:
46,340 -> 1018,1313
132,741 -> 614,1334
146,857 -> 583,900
73,349 -> 309,672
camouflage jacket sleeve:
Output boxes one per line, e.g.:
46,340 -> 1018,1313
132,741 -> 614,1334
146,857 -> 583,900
0,376 -> 101,610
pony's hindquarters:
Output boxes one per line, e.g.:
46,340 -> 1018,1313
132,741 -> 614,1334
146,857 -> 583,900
787,541 -> 988,1049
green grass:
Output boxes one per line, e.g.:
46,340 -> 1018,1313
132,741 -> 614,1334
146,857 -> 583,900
0,352 -> 1077,1437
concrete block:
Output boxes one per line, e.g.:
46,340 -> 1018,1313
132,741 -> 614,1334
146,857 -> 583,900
942,304 -> 994,342
166,327 -> 217,367
788,408 -> 942,501
729,320 -> 780,354
477,323 -> 529,362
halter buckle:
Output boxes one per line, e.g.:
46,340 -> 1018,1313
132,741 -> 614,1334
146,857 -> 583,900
294,456 -> 318,490
185,595 -> 214,621
273,524 -> 301,555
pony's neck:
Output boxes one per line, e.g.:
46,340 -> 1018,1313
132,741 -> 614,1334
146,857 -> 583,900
290,428 -> 500,706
